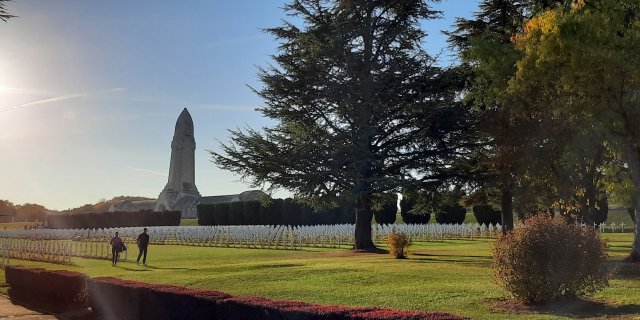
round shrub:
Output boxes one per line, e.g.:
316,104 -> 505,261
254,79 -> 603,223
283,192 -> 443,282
386,232 -> 411,259
472,205 -> 501,226
493,215 -> 609,303
435,205 -> 466,224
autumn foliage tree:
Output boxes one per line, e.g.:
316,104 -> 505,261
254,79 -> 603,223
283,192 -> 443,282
509,0 -> 640,260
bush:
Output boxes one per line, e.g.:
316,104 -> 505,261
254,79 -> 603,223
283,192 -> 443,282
386,232 -> 411,259
472,205 -> 501,226
493,215 -> 610,303
435,205 -> 466,224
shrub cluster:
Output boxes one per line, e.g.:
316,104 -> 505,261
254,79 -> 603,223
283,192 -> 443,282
5,266 -> 88,313
435,205 -> 466,224
198,199 -> 356,226
386,232 -> 411,259
399,198 -> 431,224
46,210 -> 181,229
472,205 -> 501,226
493,214 -> 610,303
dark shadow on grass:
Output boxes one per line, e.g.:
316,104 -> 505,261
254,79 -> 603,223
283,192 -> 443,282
410,253 -> 492,265
608,261 -> 640,279
143,265 -> 197,271
492,298 -> 640,318
114,265 -> 152,272
248,263 -> 304,270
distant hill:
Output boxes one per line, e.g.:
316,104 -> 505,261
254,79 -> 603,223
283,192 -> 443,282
60,196 -> 155,215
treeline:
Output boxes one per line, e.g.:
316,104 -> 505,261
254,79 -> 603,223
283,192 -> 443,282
46,211 -> 181,229
0,200 -> 47,223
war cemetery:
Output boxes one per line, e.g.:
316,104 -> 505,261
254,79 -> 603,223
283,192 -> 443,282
1,0 -> 640,319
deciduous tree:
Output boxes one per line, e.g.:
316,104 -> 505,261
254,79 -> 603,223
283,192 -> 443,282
510,0 -> 640,260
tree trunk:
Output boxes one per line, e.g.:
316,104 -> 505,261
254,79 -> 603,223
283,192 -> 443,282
630,194 -> 640,262
624,146 -> 640,262
501,185 -> 514,233
354,192 -> 376,250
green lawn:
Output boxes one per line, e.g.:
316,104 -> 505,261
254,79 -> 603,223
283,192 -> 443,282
1,233 -> 638,320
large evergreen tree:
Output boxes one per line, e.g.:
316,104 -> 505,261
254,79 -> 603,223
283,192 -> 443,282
0,0 -> 15,23
212,0 -> 475,250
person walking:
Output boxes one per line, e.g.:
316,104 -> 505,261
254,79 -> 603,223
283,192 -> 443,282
136,228 -> 150,266
110,231 -> 124,266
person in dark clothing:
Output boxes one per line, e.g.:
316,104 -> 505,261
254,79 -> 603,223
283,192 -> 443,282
110,232 -> 124,266
136,228 -> 150,266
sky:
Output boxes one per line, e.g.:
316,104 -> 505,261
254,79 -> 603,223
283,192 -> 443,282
0,1 -> 479,211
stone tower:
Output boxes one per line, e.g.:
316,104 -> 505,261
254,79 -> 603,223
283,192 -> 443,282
155,108 -> 201,212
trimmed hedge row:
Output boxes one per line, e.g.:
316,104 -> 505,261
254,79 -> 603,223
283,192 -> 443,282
472,205 -> 501,226
46,210 -> 181,229
198,199 -> 356,226
373,200 -> 398,225
4,266 -> 465,320
4,266 -> 88,313
399,198 -> 431,224
435,205 -> 466,225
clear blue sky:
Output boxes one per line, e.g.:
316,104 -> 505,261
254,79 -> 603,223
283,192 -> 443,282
0,1 -> 478,210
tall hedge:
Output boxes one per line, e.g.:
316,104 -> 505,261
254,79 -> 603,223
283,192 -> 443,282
435,205 -> 466,224
46,211 -> 180,229
228,201 -> 244,225
243,201 -> 262,225
472,205 -> 501,226
198,199 -> 361,226
400,198 -> 430,224
373,201 -> 397,225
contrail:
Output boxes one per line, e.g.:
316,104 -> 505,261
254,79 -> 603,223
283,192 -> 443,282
0,88 -> 125,112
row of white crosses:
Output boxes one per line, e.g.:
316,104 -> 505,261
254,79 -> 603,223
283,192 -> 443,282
0,221 -> 632,263
373,223 -> 502,243
0,238 -> 72,265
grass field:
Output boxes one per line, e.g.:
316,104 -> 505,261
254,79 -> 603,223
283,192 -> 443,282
0,221 -> 40,231
1,233 -> 638,319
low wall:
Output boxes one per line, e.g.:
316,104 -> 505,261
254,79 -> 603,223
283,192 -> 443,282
4,266 -> 466,320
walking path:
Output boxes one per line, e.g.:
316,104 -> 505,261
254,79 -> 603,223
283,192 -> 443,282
0,295 -> 57,319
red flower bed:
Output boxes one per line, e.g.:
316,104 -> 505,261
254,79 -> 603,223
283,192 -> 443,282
4,266 -> 88,313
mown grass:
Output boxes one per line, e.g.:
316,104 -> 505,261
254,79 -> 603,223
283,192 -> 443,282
1,233 -> 638,320
0,221 -> 40,230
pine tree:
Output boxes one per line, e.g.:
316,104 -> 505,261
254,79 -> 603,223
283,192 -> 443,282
213,0 -> 476,250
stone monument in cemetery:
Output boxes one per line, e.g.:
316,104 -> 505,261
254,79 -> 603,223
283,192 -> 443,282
107,108 -> 268,218
154,108 -> 202,214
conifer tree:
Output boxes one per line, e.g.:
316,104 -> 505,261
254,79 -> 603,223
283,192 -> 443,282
213,0 -> 475,250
